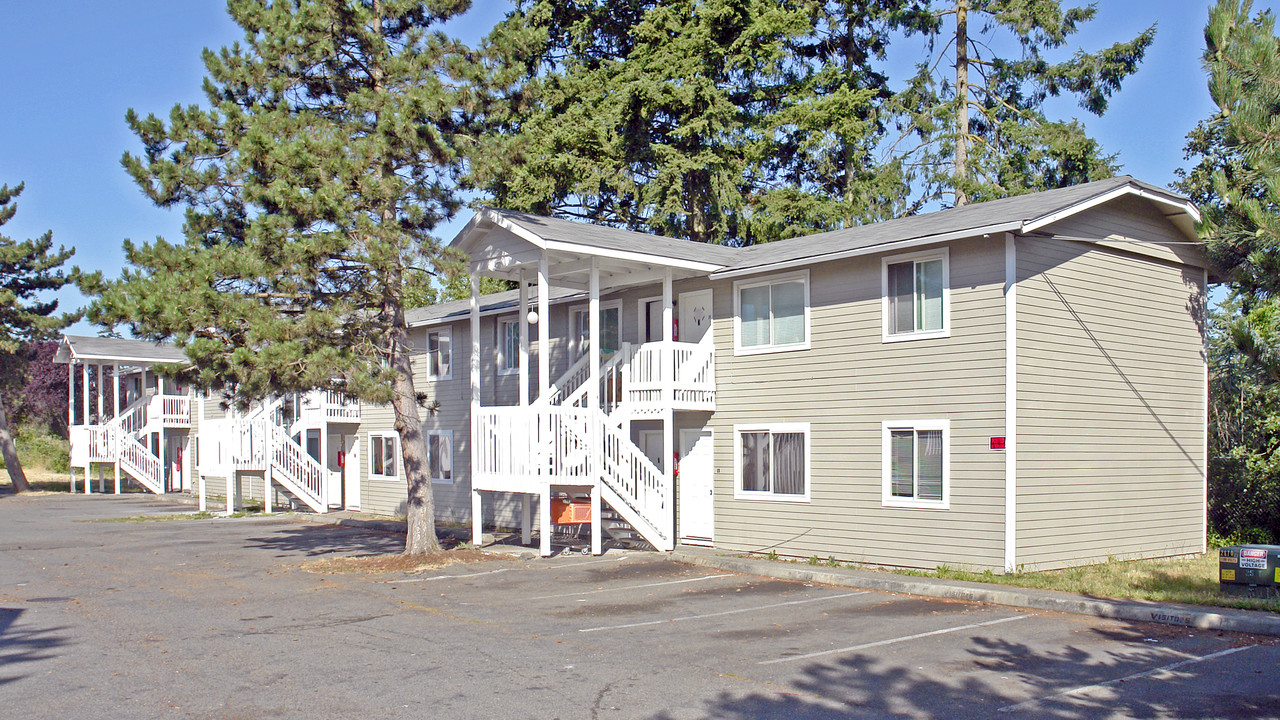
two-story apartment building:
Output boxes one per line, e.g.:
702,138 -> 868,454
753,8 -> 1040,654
62,176 -> 1209,572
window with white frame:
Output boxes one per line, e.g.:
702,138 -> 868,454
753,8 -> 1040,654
734,272 -> 809,354
426,429 -> 453,484
571,303 -> 620,360
883,249 -> 949,341
427,328 -> 452,379
734,423 -> 809,501
882,420 -> 949,508
369,433 -> 399,480
498,319 -> 520,375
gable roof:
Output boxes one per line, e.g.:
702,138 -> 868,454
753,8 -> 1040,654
55,335 -> 188,365
404,285 -> 584,327
715,176 -> 1200,278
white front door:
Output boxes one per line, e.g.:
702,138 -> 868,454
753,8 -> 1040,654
678,289 -> 713,343
344,436 -> 361,511
678,429 -> 714,544
638,430 -> 664,472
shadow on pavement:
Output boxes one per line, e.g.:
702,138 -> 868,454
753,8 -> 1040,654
244,523 -> 405,558
0,608 -> 72,687
647,625 -> 1273,720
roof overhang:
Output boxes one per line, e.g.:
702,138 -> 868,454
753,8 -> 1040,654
54,336 -> 188,367
451,209 -> 728,291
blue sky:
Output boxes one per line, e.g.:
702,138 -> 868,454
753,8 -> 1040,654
0,1 -> 1264,335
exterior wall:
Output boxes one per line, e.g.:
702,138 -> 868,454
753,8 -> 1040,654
708,240 -> 1009,570
1015,212 -> 1206,569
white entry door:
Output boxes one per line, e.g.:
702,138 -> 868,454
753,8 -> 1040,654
678,429 -> 714,544
678,289 -> 713,343
344,436 -> 361,511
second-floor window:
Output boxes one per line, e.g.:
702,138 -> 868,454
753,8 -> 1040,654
734,272 -> 809,354
499,319 -> 519,375
427,328 -> 451,379
572,304 -> 620,360
883,249 -> 949,341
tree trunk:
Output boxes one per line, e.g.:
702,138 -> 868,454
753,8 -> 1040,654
0,401 -> 31,493
954,0 -> 970,206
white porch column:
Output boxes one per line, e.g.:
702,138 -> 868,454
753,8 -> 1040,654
540,486 -> 552,557
662,269 -> 674,550
588,259 -> 600,411
518,269 -> 530,407
67,361 -> 76,493
264,465 -> 273,514
81,363 -> 89,427
113,364 -> 120,419
470,271 -> 482,547
198,473 -> 206,512
590,482 -> 602,556
537,253 -> 550,399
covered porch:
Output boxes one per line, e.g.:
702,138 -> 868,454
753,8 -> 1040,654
452,209 -> 733,556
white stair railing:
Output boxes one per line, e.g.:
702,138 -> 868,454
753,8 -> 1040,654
544,353 -> 592,406
267,422 -> 328,513
118,432 -> 165,494
597,416 -> 672,550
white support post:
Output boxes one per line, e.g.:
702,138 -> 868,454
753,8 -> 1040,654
81,362 -> 89,428
469,271 -> 482,547
521,494 -> 532,546
227,473 -> 234,515
540,486 -> 552,557
662,269 -> 673,405
537,253 -> 550,401
519,269 -> 530,408
198,474 -> 206,512
113,364 -> 120,420
590,482 -> 602,556
67,361 -> 75,493
264,466 -> 273,514
588,259 -> 600,413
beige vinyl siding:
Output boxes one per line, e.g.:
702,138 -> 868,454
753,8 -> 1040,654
1015,224 -> 1205,569
708,241 -> 1008,571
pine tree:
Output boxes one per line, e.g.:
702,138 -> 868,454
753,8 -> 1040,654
890,0 -> 1154,206
0,183 -> 77,493
88,0 -> 474,554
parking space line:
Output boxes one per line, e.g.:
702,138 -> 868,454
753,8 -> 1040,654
529,574 -> 729,600
579,591 -> 869,633
996,644 -> 1256,713
759,613 -> 1032,665
378,568 -> 514,584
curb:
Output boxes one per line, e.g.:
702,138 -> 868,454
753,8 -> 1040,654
671,550 -> 1280,638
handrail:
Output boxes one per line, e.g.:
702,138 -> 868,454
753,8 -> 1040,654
118,432 -> 164,494
269,422 -> 326,502
544,352 -> 592,406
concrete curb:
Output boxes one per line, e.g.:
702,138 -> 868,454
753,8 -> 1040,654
671,550 -> 1280,638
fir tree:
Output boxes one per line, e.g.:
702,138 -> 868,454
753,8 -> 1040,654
888,0 -> 1154,206
88,0 -> 474,554
0,183 -> 78,493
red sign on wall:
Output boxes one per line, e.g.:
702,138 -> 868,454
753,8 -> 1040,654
990,437 -> 1006,450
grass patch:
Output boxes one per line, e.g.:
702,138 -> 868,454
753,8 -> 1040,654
302,547 -> 495,575
902,553 -> 1280,613
94,511 -> 225,523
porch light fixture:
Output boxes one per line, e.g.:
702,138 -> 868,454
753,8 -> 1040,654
527,310 -> 539,325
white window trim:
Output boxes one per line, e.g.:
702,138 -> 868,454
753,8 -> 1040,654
497,316 -> 519,376
732,270 -> 811,356
426,327 -> 453,380
569,300 -> 622,360
637,295 -> 663,344
425,428 -> 454,485
881,248 -> 951,343
881,419 -> 950,509
733,422 -> 811,502
369,432 -> 400,481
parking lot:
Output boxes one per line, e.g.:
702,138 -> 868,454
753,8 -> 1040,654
2,494 -> 1277,720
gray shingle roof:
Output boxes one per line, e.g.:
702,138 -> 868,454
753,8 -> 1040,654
57,335 -> 188,364
478,209 -> 741,267
404,286 -> 584,327
724,176 -> 1190,273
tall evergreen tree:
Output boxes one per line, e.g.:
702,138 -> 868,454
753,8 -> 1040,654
473,0 -> 813,245
88,0 -> 474,554
0,183 -> 77,493
888,0 -> 1154,206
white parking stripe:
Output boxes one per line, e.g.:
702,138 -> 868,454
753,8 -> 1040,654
529,574 -> 728,600
997,644 -> 1256,713
759,614 -> 1032,665
579,591 -> 869,633
378,568 -> 514,583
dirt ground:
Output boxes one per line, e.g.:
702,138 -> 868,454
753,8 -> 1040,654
0,466 -> 71,495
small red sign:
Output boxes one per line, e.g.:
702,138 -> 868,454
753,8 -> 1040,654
990,437 -> 1006,450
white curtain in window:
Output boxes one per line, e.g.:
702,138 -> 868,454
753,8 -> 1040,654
502,322 -> 519,370
383,437 -> 397,477
890,430 -> 914,496
917,429 -> 943,500
429,433 -> 452,481
372,437 -> 385,476
771,282 -> 806,345
916,259 -> 943,331
772,432 -> 805,495
740,286 -> 771,347
740,431 -> 769,491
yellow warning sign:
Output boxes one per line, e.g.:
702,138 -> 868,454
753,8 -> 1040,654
1221,569 -> 1236,581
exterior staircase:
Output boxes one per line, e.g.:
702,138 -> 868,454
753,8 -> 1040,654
231,399 -> 330,513
87,396 -> 165,494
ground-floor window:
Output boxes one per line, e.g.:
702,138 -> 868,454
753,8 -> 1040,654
882,420 -> 949,509
427,429 -> 453,484
370,433 -> 399,480
733,423 -> 809,502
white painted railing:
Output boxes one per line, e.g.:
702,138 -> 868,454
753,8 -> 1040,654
623,338 -> 715,410
473,405 -> 672,549
545,353 -> 592,406
323,391 -> 360,421
108,396 -> 149,435
268,422 -> 327,512
118,433 -> 164,494
86,426 -> 116,463
160,395 -> 191,426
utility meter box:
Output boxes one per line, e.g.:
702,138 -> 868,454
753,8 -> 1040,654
1219,545 -> 1280,596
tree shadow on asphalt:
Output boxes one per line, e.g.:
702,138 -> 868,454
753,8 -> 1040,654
0,608 -> 71,687
243,524 -> 406,558
646,624 -> 1274,720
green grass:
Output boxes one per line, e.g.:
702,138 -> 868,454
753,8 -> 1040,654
92,510 -> 260,523
899,552 -> 1280,613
